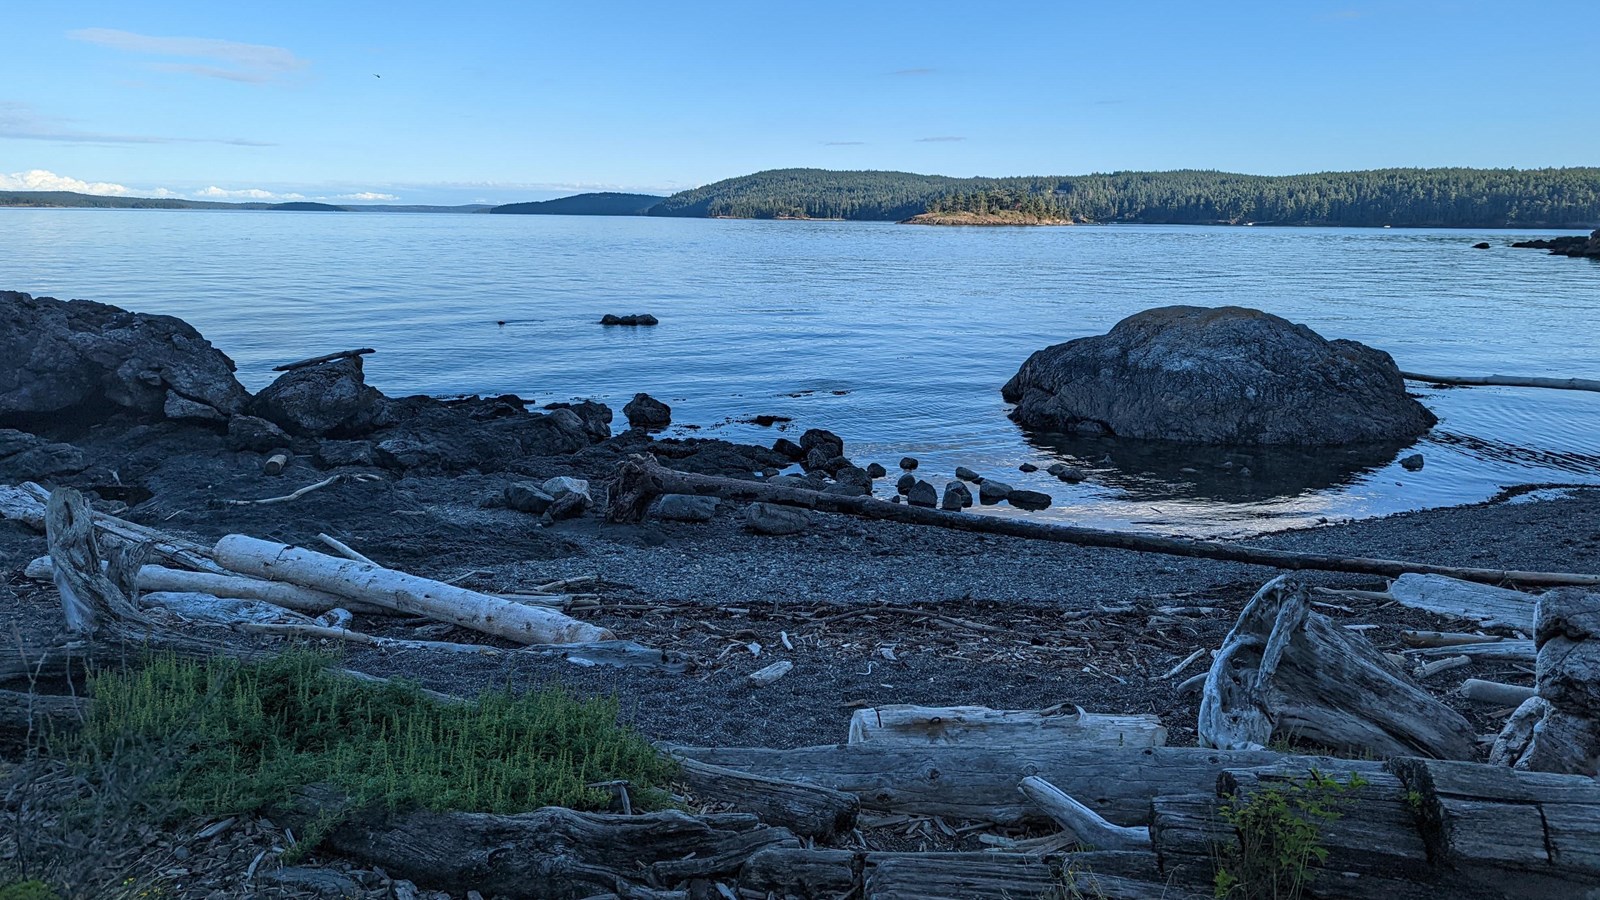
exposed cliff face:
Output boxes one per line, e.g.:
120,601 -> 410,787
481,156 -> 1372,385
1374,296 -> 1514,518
1001,306 -> 1437,446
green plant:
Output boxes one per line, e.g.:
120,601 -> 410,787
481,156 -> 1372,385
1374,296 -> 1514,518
1213,769 -> 1368,900
72,652 -> 677,841
0,880 -> 62,900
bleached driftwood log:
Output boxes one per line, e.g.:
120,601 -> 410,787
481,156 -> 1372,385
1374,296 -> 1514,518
1490,588 -> 1600,775
1385,573 -> 1537,631
3,481 -> 228,574
667,743 -> 1385,826
25,556 -> 381,615
45,487 -> 153,635
141,591 -> 315,625
605,455 -> 1600,587
1018,776 -> 1151,851
1462,679 -> 1537,707
675,756 -> 859,840
1400,370 -> 1600,393
1198,576 -> 1476,759
847,703 -> 1166,749
213,535 -> 611,645
1406,640 -> 1536,662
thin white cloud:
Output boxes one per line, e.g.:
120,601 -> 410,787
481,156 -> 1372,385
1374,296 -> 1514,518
68,28 -> 308,84
335,192 -> 400,201
0,168 -> 138,196
0,100 -> 272,146
195,186 -> 306,201
916,136 -> 966,143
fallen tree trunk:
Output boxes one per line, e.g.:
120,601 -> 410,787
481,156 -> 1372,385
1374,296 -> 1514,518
675,756 -> 859,840
1400,371 -> 1600,394
0,688 -> 87,745
1384,573 -> 1537,631
1199,576 -> 1477,759
846,704 -> 1166,749
273,347 -> 375,371
302,794 -> 796,900
213,535 -> 611,645
604,456 -> 1600,587
25,556 -> 383,615
739,848 -> 1186,900
666,743 -> 1384,827
3,481 -> 228,574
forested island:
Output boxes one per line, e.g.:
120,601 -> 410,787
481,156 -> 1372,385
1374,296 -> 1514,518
490,192 -> 664,216
7,167 -> 1600,227
0,191 -> 491,213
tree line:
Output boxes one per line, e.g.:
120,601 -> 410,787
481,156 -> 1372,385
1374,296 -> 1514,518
647,167 -> 1600,227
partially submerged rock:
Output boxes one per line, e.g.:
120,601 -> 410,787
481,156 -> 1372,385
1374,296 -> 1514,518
600,313 -> 659,326
1001,306 -> 1437,445
1512,229 -> 1600,259
0,290 -> 249,426
624,393 -> 672,428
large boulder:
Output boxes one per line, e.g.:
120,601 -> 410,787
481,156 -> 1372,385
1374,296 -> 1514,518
0,291 -> 249,425
250,357 -> 382,437
1001,306 -> 1437,445
0,428 -> 88,481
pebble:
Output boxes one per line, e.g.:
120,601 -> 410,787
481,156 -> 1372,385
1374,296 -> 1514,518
866,462 -> 888,479
1401,453 -> 1425,471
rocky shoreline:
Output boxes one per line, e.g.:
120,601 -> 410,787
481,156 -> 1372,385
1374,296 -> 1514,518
1512,228 -> 1600,259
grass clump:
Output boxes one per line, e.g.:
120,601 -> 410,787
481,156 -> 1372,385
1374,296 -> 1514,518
1213,769 -> 1367,900
75,652 -> 677,823
0,881 -> 62,900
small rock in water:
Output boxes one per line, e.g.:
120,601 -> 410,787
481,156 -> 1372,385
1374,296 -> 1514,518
745,502 -> 811,535
942,481 -> 973,510
800,428 -> 845,457
600,313 -> 659,326
899,456 -> 919,470
823,454 -> 854,475
504,482 -> 555,514
750,414 -> 791,426
623,393 -> 671,428
896,473 -> 916,495
1400,453 -> 1425,471
955,466 -> 984,484
1019,462 -> 1039,473
866,462 -> 887,479
978,480 -> 1013,504
907,480 -> 939,508
1008,489 -> 1053,511
772,437 -> 805,460
835,466 -> 872,489
654,493 -> 719,522
802,447 -> 833,472
1472,242 -> 1491,250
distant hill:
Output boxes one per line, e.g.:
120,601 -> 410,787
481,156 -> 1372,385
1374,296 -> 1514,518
649,167 -> 1600,228
0,191 -> 493,213
490,192 -> 665,216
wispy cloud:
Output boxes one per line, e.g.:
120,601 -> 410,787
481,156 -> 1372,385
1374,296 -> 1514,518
0,100 -> 272,146
823,141 -> 866,146
890,67 -> 936,76
68,28 -> 308,84
335,192 -> 400,201
916,135 -> 965,143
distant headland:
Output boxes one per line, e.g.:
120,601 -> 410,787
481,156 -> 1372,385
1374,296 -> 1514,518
7,166 -> 1600,229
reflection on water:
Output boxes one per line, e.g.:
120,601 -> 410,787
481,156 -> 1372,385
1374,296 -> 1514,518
1019,430 -> 1406,503
2,211 -> 1598,537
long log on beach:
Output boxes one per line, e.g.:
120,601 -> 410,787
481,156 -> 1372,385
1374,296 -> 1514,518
213,535 -> 612,645
605,456 -> 1600,587
1401,371 -> 1600,394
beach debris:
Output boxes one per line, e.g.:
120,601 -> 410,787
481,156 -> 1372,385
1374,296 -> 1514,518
271,347 -> 376,372
1199,575 -> 1476,758
224,472 -> 381,506
1018,775 -> 1151,851
748,660 -> 793,686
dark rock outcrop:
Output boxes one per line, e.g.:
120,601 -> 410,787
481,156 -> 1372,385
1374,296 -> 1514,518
1511,229 -> 1600,259
1001,306 -> 1437,446
0,428 -> 88,481
227,415 -> 291,453
623,393 -> 672,428
251,357 -> 382,437
0,291 -> 249,426
600,314 -> 659,326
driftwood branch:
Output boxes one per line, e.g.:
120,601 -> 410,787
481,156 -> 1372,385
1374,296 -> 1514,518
846,704 -> 1166,749
604,456 -> 1600,587
1018,776 -> 1151,851
273,348 -> 375,371
1401,370 -> 1600,393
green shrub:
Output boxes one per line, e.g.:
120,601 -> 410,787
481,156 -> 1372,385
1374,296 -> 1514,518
74,652 -> 676,825
0,880 -> 62,900
1213,769 -> 1367,900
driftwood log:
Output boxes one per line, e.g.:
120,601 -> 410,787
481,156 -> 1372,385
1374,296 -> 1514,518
1401,370 -> 1600,394
24,556 -> 383,616
666,743 -> 1383,826
604,456 -> 1600,587
675,756 -> 859,840
213,535 -> 610,645
1199,576 -> 1477,759
45,487 -> 153,635
846,703 -> 1167,749
1384,573 -> 1538,631
3,481 -> 228,574
273,347 -> 375,371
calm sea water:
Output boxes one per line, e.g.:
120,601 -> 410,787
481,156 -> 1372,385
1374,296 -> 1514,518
3,209 -> 1598,536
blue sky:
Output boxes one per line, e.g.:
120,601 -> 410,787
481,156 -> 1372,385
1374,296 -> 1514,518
3,1 -> 1596,205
